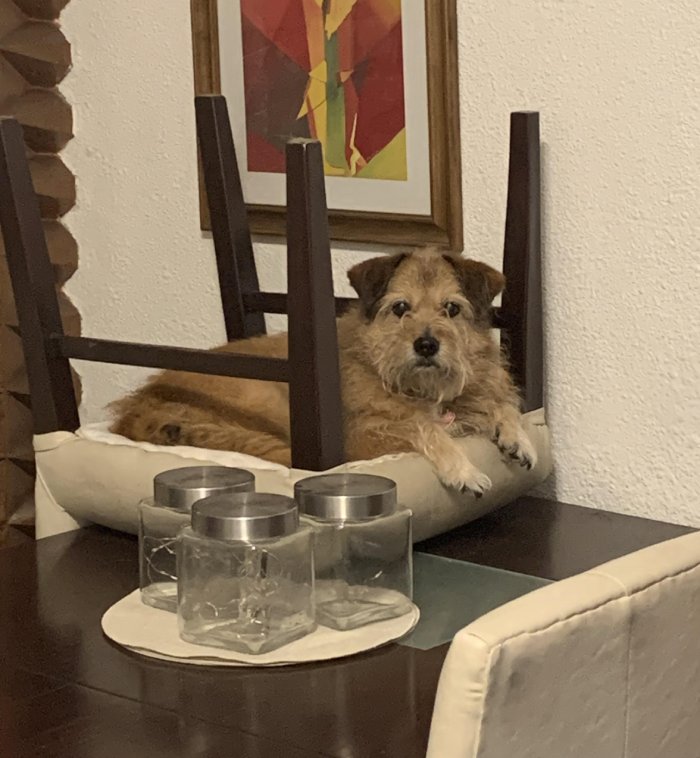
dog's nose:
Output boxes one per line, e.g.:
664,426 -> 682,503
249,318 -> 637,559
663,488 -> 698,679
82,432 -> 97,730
413,336 -> 439,358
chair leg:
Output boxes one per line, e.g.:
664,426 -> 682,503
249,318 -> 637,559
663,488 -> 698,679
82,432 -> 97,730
500,111 -> 543,413
286,139 -> 344,471
195,95 -> 266,341
0,118 -> 79,433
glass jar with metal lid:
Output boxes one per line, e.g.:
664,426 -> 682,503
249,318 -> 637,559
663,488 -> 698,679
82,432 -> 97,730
177,493 -> 316,655
294,473 -> 413,631
139,466 -> 255,612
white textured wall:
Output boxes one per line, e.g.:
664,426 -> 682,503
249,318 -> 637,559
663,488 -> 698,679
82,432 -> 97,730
61,1 -> 700,524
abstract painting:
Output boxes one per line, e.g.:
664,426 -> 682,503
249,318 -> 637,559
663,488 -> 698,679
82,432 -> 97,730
240,0 -> 407,181
191,0 -> 463,248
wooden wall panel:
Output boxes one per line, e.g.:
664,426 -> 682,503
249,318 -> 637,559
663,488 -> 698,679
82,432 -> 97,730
0,0 -> 78,527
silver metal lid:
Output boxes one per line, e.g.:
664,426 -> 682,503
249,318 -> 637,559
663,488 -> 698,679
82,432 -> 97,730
294,473 -> 397,521
191,493 -> 299,541
153,466 -> 255,511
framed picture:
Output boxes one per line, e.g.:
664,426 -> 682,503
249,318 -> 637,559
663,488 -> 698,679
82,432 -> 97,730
191,0 -> 462,249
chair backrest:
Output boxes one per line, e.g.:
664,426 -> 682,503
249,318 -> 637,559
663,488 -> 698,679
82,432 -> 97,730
0,96 -> 543,475
427,530 -> 700,758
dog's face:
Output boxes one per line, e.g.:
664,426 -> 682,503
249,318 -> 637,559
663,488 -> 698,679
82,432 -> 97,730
348,249 -> 505,402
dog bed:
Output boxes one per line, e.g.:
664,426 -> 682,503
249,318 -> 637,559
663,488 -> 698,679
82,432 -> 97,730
33,409 -> 551,540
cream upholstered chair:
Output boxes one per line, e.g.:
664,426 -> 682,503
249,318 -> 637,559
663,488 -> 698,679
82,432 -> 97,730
427,531 -> 700,758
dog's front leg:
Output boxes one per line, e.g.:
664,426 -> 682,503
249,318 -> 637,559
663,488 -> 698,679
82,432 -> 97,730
451,367 -> 538,471
489,403 -> 537,471
345,416 -> 491,497
417,424 -> 492,497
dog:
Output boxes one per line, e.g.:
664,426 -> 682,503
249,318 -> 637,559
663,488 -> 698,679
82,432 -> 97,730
110,248 -> 536,495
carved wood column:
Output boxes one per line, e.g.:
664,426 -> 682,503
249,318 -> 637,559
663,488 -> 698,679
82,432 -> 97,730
0,0 -> 79,528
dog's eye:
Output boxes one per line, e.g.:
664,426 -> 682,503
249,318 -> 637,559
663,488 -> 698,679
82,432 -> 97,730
391,300 -> 411,317
445,302 -> 461,318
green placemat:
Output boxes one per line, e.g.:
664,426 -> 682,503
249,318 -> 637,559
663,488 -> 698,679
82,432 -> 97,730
401,552 -> 551,650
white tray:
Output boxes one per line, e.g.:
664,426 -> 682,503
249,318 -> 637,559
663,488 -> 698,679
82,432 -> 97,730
102,589 -> 420,667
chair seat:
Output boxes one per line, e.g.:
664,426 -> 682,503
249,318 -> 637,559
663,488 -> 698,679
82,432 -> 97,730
33,409 -> 551,540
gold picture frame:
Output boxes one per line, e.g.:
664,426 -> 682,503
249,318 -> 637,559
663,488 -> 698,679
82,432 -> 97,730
191,0 -> 463,250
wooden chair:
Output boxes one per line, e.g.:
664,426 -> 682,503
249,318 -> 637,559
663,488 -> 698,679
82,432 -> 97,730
0,95 -> 542,474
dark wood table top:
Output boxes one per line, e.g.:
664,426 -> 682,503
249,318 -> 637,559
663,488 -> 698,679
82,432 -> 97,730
0,497 -> 693,757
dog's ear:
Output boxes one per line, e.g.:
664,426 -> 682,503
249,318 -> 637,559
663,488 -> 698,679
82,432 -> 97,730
443,255 -> 505,322
348,253 -> 407,318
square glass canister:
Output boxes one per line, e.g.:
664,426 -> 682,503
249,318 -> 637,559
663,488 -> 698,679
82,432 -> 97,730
177,493 -> 316,655
294,473 -> 413,631
139,466 -> 255,612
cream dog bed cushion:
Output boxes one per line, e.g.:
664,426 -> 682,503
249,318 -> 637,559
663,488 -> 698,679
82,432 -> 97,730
33,409 -> 551,540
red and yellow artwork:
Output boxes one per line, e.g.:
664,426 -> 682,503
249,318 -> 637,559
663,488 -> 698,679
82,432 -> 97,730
240,0 -> 407,180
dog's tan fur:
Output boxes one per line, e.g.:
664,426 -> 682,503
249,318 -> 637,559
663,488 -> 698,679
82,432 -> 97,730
110,249 -> 536,495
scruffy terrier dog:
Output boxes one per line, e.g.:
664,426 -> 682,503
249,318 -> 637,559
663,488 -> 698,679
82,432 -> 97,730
111,248 -> 536,496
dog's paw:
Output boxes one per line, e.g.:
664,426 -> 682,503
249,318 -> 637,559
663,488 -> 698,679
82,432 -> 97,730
437,465 -> 492,499
493,423 -> 538,470
459,470 -> 493,498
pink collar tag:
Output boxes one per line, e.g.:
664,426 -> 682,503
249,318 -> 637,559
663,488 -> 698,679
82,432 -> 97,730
439,409 -> 456,428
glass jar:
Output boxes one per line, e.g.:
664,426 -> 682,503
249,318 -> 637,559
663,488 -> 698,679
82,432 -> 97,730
177,493 -> 316,655
294,473 -> 413,631
139,466 -> 255,612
